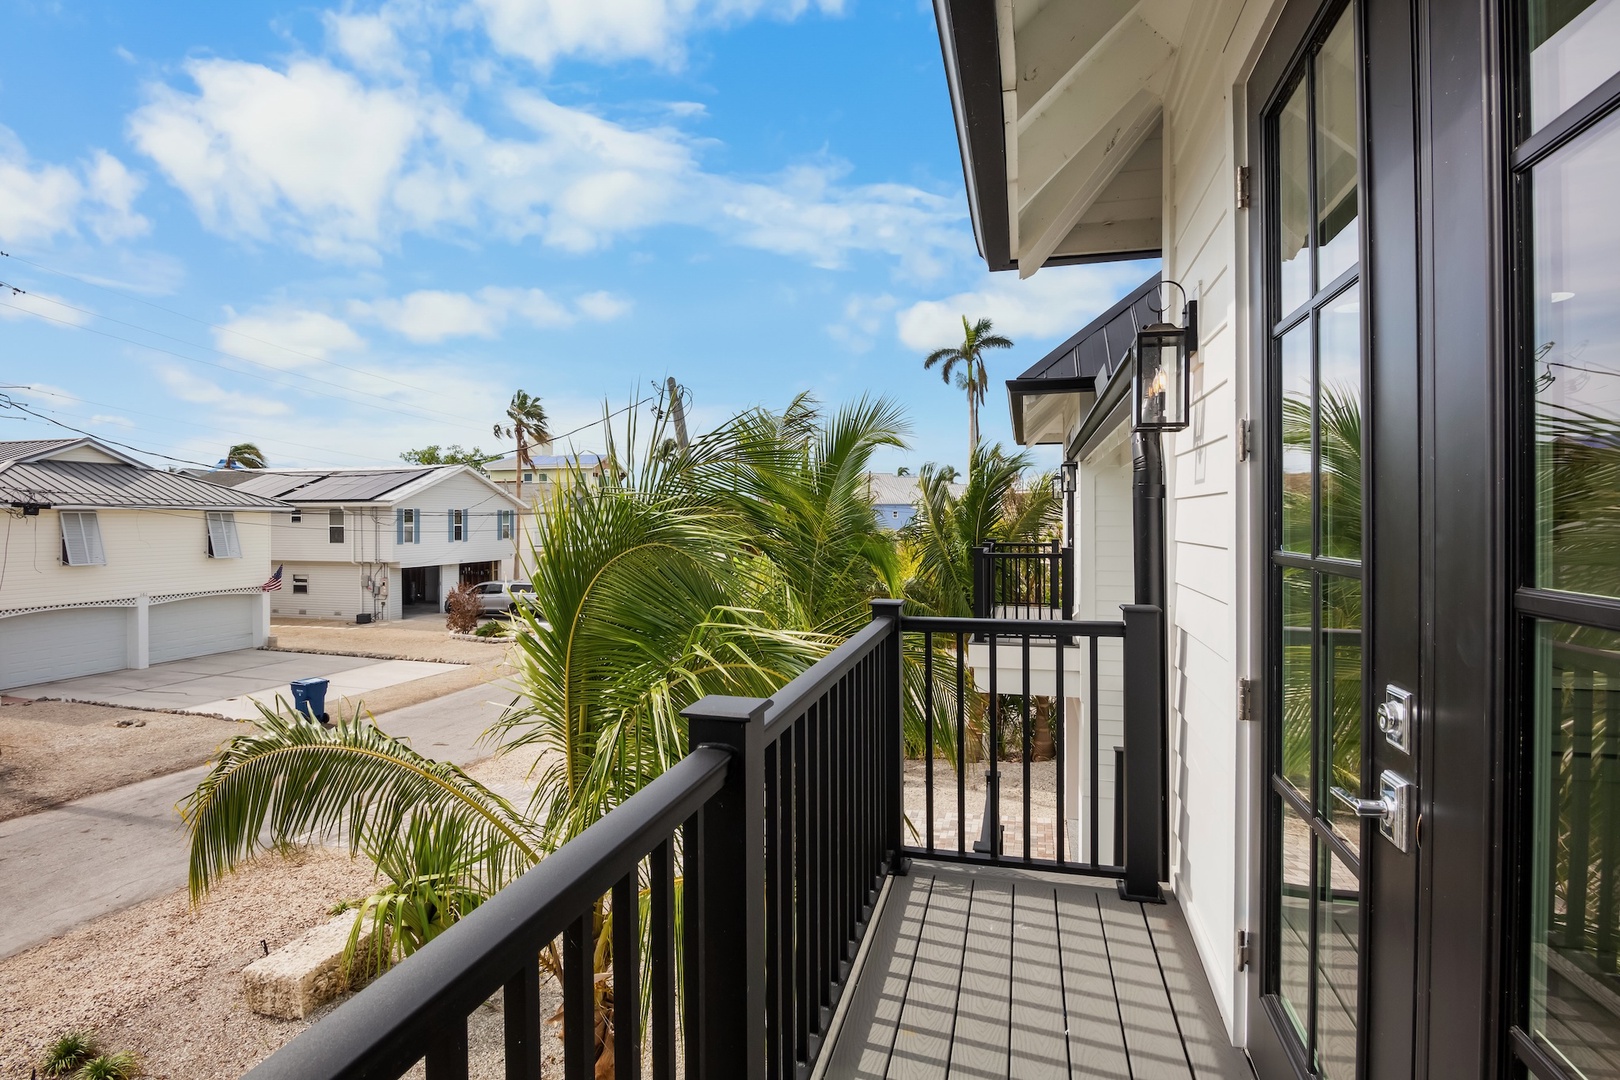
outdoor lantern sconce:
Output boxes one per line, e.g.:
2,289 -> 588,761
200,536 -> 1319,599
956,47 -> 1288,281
1061,460 -> 1078,493
1132,282 -> 1197,433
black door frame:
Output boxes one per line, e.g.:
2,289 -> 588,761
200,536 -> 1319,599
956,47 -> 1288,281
1246,0 -> 1512,1077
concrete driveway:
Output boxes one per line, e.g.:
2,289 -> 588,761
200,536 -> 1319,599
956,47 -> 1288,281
0,681 -> 514,959
6,649 -> 463,719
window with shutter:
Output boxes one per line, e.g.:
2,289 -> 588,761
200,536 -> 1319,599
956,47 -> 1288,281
60,511 -> 107,566
206,511 -> 242,559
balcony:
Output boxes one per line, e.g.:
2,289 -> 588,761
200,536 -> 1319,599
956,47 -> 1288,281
971,539 -> 1073,623
242,601 -> 1239,1080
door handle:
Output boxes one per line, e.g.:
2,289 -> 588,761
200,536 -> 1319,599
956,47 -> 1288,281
1329,770 -> 1414,853
1330,786 -> 1391,818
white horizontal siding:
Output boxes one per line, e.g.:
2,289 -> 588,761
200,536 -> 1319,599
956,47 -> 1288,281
0,508 -> 273,613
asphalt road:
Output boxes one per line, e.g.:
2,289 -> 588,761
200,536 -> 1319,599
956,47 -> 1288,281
0,682 -> 514,960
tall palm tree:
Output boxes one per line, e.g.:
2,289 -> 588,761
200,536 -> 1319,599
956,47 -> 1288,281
923,316 -> 1013,462
222,442 -> 266,469
493,391 -> 551,500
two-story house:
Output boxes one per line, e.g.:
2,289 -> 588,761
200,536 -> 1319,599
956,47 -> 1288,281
0,438 -> 289,689
204,465 -> 527,621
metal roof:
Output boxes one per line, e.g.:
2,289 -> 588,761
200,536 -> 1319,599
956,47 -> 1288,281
0,439 -> 82,463
1006,274 -> 1162,446
864,473 -> 965,506
221,467 -> 448,503
0,459 -> 292,511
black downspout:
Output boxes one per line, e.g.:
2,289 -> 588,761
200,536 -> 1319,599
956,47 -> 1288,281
1125,431 -> 1169,899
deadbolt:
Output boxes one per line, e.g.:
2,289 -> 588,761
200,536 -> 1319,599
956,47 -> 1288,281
1379,684 -> 1414,754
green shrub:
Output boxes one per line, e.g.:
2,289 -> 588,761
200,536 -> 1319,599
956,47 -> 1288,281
40,1032 -> 98,1077
473,619 -> 508,638
76,1052 -> 141,1080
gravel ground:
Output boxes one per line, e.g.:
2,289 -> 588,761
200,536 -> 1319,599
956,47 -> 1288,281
0,698 -> 242,822
270,620 -> 508,665
903,755 -> 1062,860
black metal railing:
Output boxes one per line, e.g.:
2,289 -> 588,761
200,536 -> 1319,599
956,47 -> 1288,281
972,539 -> 1074,620
247,598 -> 1163,1078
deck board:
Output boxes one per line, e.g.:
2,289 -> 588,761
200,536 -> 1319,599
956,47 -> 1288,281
947,875 -> 1012,1078
1009,882 -> 1072,1076
819,862 -> 1251,1080
887,872 -> 969,1079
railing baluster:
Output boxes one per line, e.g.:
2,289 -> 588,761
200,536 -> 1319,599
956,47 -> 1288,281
504,958 -> 542,1080
611,871 -> 641,1080
925,630 -> 935,855
1090,635 -> 1100,867
424,1015 -> 470,1080
1022,632 -> 1032,863
988,631 -> 999,860
650,837 -> 676,1080
682,808 -> 705,1080
763,739 -> 784,1080
1055,633 -> 1066,867
793,711 -> 814,1065
956,631 -> 966,856
563,911 -> 595,1080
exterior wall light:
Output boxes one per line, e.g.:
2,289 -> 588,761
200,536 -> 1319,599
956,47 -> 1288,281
1132,282 -> 1197,434
1061,460 -> 1078,493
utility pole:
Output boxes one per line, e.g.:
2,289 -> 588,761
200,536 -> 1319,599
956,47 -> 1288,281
666,377 -> 690,450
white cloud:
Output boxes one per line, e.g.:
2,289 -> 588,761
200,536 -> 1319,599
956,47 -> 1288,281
126,56 -> 963,273
472,0 -> 844,69
826,292 -> 897,354
213,309 -> 367,369
896,262 -> 1160,352
156,366 -> 291,417
0,127 -> 148,246
349,285 -> 631,342
0,288 -> 95,328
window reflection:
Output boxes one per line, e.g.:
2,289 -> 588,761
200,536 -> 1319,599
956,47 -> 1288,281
1323,575 -> 1363,852
1316,847 -> 1359,1080
1283,568 -> 1316,798
1533,109 -> 1620,600
1279,79 -> 1312,316
1528,0 -> 1620,132
1282,323 -> 1314,552
1319,287 -> 1363,561
1280,798 -> 1314,1039
1531,623 -> 1620,1077
1315,15 -> 1360,286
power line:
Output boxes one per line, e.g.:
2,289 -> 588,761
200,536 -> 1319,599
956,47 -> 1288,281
0,393 -> 218,467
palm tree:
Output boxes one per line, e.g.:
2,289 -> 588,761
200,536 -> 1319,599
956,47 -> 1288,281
923,316 -> 1013,462
222,442 -> 266,469
493,391 -> 551,501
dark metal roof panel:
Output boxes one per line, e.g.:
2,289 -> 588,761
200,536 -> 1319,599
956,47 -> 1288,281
0,460 -> 291,510
1011,274 -> 1162,388
222,468 -> 443,502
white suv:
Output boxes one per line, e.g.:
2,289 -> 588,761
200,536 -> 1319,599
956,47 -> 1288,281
472,580 -> 535,615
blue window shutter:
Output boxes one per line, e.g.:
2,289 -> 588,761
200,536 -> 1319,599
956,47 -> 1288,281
396,509 -> 404,545
448,508 -> 455,542
464,508 -> 470,541
415,508 -> 422,543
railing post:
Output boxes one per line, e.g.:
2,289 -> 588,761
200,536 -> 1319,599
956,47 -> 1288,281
683,695 -> 771,1079
1119,604 -> 1166,904
870,599 -> 907,875
972,546 -> 990,619
1061,544 -> 1075,619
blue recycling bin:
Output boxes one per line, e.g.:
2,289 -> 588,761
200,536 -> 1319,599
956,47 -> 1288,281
290,677 -> 331,724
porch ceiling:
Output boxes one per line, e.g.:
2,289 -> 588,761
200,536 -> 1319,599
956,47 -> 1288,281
936,0 -> 1190,274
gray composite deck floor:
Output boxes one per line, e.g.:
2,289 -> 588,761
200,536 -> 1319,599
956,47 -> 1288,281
820,863 -> 1255,1079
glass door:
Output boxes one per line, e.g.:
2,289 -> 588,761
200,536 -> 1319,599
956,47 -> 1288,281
1257,5 -> 1372,1076
1510,3 -> 1620,1075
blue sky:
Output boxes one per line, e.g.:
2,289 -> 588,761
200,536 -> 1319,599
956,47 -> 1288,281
0,0 -> 1155,475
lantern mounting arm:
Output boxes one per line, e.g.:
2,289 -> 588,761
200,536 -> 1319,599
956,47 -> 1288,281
1147,279 -> 1198,356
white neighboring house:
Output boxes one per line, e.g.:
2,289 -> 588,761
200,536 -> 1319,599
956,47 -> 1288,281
203,465 -> 527,622
0,438 -> 290,690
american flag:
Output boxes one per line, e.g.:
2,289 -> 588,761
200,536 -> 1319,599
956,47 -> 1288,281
262,564 -> 284,592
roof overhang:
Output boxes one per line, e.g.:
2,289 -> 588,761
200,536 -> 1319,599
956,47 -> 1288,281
1008,376 -> 1092,446
935,0 -> 1189,275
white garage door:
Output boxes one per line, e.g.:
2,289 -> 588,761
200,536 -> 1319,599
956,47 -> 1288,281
149,595 -> 257,664
0,607 -> 127,690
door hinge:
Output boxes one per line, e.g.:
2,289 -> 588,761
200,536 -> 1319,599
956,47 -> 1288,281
1236,929 -> 1252,971
1238,678 -> 1255,722
1237,418 -> 1252,461
1236,165 -> 1251,210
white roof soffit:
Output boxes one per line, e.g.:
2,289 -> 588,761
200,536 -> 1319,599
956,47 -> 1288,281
999,0 -> 1183,276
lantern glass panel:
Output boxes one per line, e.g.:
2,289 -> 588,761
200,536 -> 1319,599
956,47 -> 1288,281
1136,328 -> 1187,430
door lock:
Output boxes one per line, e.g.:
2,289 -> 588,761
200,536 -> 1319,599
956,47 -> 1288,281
1331,770 -> 1415,853
1379,685 -> 1414,754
